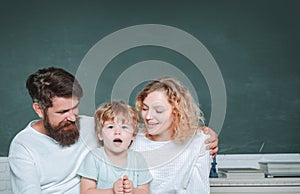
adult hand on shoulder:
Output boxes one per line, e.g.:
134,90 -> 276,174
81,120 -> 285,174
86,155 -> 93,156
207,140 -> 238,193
202,126 -> 219,157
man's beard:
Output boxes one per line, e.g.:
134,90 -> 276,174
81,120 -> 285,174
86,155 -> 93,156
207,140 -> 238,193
44,114 -> 80,147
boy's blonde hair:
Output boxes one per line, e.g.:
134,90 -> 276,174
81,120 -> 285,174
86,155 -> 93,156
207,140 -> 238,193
136,77 -> 205,143
94,101 -> 140,146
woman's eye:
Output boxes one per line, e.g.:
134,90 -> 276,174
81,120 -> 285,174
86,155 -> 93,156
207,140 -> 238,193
107,125 -> 114,129
122,125 -> 129,129
156,109 -> 164,113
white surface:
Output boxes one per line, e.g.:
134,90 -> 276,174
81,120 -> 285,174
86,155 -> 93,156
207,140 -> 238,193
216,153 -> 300,169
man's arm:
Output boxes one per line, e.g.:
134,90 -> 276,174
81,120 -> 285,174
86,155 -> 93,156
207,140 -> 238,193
202,126 -> 219,157
8,142 -> 42,194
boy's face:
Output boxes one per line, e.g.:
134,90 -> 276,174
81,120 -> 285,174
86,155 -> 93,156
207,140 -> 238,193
99,118 -> 135,154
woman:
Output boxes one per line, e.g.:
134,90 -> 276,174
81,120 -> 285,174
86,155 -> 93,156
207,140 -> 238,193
131,77 -> 212,194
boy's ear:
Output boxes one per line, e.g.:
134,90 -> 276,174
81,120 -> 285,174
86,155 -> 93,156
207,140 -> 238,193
97,133 -> 103,141
33,103 -> 44,119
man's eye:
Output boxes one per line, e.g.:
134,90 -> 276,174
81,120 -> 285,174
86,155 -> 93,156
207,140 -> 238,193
57,110 -> 68,114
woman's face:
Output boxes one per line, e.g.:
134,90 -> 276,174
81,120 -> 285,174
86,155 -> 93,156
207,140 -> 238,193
141,91 -> 173,141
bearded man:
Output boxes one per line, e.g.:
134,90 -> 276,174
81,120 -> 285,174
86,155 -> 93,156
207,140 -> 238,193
8,67 -> 95,194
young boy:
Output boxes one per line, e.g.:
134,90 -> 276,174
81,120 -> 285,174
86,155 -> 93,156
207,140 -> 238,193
77,101 -> 152,194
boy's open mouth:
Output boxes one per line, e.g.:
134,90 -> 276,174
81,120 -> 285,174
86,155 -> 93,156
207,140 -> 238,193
113,138 -> 123,143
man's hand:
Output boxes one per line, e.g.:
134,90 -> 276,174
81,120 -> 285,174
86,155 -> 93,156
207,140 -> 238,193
202,126 -> 219,157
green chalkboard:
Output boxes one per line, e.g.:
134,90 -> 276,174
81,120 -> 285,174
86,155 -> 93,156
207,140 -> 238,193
1,0 -> 300,156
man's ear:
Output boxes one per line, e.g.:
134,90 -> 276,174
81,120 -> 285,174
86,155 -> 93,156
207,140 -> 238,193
33,103 -> 44,119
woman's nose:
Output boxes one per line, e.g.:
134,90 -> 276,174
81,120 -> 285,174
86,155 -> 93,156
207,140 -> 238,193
145,110 -> 153,120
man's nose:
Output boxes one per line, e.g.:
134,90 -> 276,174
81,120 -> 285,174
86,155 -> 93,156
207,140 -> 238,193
67,110 -> 77,122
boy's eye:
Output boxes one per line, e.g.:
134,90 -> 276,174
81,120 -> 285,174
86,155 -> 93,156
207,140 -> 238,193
107,125 -> 114,129
121,125 -> 129,129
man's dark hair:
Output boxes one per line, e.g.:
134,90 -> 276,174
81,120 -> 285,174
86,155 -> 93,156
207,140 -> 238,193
26,67 -> 83,109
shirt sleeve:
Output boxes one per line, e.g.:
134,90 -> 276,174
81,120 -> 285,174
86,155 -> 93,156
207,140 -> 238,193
184,134 -> 211,194
8,141 -> 42,194
77,151 -> 99,181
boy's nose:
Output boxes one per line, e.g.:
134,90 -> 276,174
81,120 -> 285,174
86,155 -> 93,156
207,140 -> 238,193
114,125 -> 122,135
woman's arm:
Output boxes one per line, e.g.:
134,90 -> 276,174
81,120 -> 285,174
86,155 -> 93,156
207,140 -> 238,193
185,145 -> 211,194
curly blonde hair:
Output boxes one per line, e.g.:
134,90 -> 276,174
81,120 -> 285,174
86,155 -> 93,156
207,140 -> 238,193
94,101 -> 140,146
136,77 -> 205,143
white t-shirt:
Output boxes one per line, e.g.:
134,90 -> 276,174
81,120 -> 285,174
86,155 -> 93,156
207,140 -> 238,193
131,131 -> 211,194
8,115 -> 96,194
